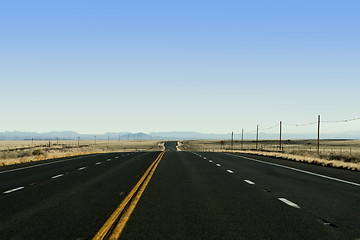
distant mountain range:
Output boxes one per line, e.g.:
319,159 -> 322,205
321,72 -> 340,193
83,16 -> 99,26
0,130 -> 359,141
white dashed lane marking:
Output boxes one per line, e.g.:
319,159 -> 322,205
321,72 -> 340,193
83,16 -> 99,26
3,186 -> 25,194
216,164 -> 221,167
51,174 -> 64,179
226,153 -> 360,187
78,167 -> 86,170
278,198 -> 300,209
244,180 -> 255,185
96,162 -> 102,165
227,170 -> 234,174
107,159 -> 111,161
209,160 -> 213,163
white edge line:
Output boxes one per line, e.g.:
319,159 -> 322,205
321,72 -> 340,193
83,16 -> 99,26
51,174 -> 64,179
244,180 -> 255,185
225,153 -> 360,187
278,198 -> 300,209
4,186 -> 25,194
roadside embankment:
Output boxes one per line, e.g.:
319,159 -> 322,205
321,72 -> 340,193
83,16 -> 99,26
0,140 -> 165,166
179,140 -> 360,172
224,149 -> 360,171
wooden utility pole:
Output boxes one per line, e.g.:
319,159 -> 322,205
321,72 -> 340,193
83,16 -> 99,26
241,128 -> 244,149
78,137 -> 80,147
279,121 -> 282,151
317,115 -> 320,154
256,125 -> 259,150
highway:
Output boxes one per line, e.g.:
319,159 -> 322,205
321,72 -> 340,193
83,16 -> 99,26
1,141 -> 359,239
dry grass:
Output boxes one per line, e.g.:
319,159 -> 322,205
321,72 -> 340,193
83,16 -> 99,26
176,141 -> 183,151
0,140 -> 165,167
179,140 -> 360,171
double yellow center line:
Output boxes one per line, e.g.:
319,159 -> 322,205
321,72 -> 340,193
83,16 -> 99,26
93,151 -> 166,240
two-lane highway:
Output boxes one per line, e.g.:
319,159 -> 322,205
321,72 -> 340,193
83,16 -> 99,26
1,142 -> 359,239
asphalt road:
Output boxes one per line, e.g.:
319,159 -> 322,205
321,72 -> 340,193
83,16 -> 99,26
0,151 -> 160,239
1,143 -> 359,239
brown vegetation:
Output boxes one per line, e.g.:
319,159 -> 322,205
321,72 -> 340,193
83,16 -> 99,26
0,140 -> 165,166
178,139 -> 360,171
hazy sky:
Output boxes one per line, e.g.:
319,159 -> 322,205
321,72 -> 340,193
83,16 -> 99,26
1,0 -> 359,135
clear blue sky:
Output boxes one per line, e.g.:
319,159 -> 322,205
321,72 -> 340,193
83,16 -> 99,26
1,0 -> 359,135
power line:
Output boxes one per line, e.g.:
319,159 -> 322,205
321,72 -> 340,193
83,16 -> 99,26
283,122 -> 317,127
322,117 -> 360,123
259,123 -> 279,131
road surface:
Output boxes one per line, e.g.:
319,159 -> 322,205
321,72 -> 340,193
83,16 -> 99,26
1,142 -> 359,239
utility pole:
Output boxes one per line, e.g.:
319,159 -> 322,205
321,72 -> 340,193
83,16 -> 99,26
279,121 -> 282,151
95,136 -> 96,145
78,137 -> 80,147
317,115 -> 320,154
241,128 -> 244,149
256,125 -> 259,150
231,132 -> 234,150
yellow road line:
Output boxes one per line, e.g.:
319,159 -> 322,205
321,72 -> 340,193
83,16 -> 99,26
93,151 -> 166,240
108,151 -> 165,239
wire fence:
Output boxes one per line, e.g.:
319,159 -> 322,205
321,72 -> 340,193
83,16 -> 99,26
224,115 -> 360,158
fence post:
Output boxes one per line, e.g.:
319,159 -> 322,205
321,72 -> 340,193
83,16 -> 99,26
279,121 -> 282,151
256,125 -> 259,150
241,128 -> 244,149
317,115 -> 320,154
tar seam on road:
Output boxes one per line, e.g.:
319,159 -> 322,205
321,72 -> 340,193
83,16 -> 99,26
225,153 -> 360,187
93,151 -> 166,240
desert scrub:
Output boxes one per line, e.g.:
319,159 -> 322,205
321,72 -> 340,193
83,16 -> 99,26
32,149 -> 44,156
320,153 -> 359,163
0,151 -> 17,159
17,150 -> 32,158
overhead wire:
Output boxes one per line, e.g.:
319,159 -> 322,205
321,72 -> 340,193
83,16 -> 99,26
283,122 -> 317,127
259,123 -> 280,131
322,117 -> 360,123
